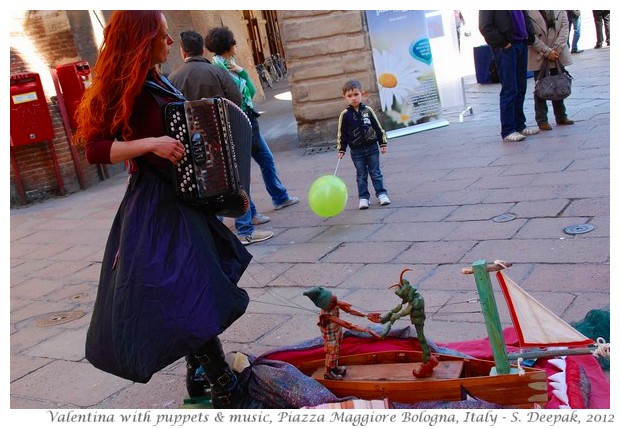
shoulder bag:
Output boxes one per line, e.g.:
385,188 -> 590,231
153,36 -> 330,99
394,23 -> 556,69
534,58 -> 573,101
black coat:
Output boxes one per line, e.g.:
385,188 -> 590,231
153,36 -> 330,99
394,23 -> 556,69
479,10 -> 535,49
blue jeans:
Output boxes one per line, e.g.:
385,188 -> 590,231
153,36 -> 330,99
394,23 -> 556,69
493,41 -> 528,138
248,114 -> 289,206
568,15 -> 581,51
235,113 -> 290,236
350,144 -> 386,200
234,188 -> 255,236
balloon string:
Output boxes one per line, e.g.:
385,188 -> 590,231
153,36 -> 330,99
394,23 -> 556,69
334,158 -> 341,176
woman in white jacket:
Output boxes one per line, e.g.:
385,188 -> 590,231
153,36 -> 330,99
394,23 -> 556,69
527,10 -> 574,130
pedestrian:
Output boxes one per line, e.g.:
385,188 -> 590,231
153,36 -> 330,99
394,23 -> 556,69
73,11 -> 263,408
205,26 -> 300,245
168,30 -> 274,246
528,10 -> 575,131
336,79 -> 390,210
593,10 -> 610,48
566,10 -> 583,53
479,10 -> 539,142
455,10 -> 466,52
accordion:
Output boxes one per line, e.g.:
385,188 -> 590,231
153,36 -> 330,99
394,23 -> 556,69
164,98 -> 252,217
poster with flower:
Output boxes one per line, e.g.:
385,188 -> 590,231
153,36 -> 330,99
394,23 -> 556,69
366,10 -> 449,138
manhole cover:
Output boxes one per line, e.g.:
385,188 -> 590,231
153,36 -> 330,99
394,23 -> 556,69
67,293 -> 88,301
34,310 -> 86,327
564,224 -> 595,235
492,213 -> 516,223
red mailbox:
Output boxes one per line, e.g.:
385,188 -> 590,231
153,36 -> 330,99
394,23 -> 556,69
56,60 -> 92,129
10,72 -> 55,146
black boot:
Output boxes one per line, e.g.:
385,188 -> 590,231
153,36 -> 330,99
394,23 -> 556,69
194,337 -> 267,409
185,355 -> 208,398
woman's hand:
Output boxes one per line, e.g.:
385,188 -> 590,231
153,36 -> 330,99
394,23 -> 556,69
150,136 -> 185,164
547,50 -> 560,61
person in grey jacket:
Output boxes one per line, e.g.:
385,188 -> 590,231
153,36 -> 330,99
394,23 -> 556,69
169,31 -> 241,107
527,10 -> 574,130
169,30 -> 274,244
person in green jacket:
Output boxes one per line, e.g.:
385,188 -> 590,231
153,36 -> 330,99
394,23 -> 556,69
205,27 -> 299,245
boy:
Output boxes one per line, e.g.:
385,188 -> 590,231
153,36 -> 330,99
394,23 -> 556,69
336,80 -> 390,209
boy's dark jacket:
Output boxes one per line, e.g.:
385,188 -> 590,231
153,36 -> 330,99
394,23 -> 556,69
336,103 -> 387,154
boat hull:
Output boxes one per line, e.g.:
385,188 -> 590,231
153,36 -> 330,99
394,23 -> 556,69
296,350 -> 548,408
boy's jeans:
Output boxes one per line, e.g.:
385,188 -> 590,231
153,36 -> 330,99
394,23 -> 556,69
350,144 -> 386,200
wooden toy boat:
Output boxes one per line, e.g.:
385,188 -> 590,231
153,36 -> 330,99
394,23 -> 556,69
294,349 -> 548,408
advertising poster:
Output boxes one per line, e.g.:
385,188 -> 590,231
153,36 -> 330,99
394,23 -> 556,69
366,10 -> 449,138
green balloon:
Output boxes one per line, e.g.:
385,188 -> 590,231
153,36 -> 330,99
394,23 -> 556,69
308,175 -> 348,217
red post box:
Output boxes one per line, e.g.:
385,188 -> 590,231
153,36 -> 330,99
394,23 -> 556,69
10,72 -> 55,146
56,60 -> 92,130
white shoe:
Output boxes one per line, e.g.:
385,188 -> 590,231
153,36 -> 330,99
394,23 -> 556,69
251,213 -> 271,225
520,126 -> 540,136
378,194 -> 391,206
237,230 -> 273,245
273,196 -> 300,210
358,198 -> 369,210
503,132 -> 526,142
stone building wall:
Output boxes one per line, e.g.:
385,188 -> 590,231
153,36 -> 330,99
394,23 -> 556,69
278,10 -> 381,148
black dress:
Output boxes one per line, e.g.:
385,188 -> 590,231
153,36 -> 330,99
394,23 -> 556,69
85,74 -> 251,383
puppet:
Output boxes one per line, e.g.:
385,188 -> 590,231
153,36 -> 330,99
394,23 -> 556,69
381,268 -> 438,378
304,287 -> 381,380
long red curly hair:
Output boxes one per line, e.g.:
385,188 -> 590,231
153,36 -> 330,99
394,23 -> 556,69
73,10 -> 163,146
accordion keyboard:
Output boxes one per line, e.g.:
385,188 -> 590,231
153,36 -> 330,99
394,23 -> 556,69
164,98 -> 251,217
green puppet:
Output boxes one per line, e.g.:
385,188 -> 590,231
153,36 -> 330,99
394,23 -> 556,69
381,268 -> 439,378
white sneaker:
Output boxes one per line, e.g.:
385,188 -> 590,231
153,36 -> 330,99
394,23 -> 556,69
358,198 -> 369,210
237,230 -> 273,245
378,194 -> 391,206
251,213 -> 271,225
520,126 -> 540,136
503,132 -> 526,142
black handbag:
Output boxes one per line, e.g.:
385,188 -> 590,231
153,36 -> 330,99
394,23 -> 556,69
534,59 -> 573,101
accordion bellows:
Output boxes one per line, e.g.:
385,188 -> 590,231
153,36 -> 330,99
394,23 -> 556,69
165,98 -> 252,217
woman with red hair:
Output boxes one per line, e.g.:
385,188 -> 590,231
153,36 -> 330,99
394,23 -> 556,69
74,11 -> 261,409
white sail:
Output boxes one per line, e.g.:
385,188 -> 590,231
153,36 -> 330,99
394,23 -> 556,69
496,272 -> 594,348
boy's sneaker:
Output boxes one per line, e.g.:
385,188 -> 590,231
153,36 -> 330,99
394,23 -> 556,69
359,198 -> 369,210
378,194 -> 391,206
237,230 -> 273,245
503,132 -> 526,142
273,197 -> 300,210
251,213 -> 271,225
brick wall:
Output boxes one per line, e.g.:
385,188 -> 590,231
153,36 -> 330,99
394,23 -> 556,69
10,10 -> 108,207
